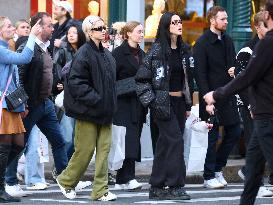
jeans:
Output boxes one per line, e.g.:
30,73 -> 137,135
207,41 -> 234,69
203,123 -> 241,180
60,113 -> 75,160
240,118 -> 273,205
24,125 -> 46,186
5,99 -> 67,185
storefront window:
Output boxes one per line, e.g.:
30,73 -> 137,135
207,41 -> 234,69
144,0 -> 214,49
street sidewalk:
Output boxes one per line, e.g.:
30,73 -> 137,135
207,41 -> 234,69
44,157 -> 246,184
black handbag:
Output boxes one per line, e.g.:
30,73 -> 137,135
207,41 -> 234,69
116,77 -> 136,96
5,86 -> 29,111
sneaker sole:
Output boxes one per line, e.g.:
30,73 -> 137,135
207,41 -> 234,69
56,179 -> 76,200
203,185 -> 225,189
127,186 -> 142,192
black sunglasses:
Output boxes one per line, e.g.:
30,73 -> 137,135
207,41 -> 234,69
91,26 -> 107,32
171,20 -> 182,25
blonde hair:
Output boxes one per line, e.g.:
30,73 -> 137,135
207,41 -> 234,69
0,16 -> 8,30
120,21 -> 141,40
254,11 -> 266,26
82,15 -> 103,41
112,22 -> 126,35
15,19 -> 29,29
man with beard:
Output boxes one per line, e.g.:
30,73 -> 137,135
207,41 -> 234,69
204,0 -> 273,203
193,6 -> 241,189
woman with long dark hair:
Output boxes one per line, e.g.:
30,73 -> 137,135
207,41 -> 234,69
53,24 -> 86,160
135,12 -> 193,200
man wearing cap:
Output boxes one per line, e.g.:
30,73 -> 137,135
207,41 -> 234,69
50,0 -> 80,55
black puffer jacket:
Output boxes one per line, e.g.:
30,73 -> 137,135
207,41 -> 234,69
64,40 -> 117,125
135,42 -> 193,120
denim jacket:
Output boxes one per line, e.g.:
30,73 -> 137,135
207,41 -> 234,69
0,34 -> 36,112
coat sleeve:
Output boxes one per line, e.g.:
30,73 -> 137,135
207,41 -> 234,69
135,46 -> 155,107
193,41 -> 209,97
67,54 -> 101,106
52,49 -> 66,95
214,39 -> 273,100
0,35 -> 35,65
16,42 -> 30,86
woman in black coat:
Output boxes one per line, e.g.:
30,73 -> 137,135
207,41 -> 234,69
135,12 -> 192,201
112,21 -> 146,191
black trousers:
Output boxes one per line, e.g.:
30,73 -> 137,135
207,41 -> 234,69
240,118 -> 273,205
116,159 -> 135,184
150,96 -> 186,188
150,114 -> 159,155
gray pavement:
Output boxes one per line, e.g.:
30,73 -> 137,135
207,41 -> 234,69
44,157 -> 247,183
12,183 -> 273,205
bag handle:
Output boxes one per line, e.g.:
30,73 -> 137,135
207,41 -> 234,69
0,73 -> 13,125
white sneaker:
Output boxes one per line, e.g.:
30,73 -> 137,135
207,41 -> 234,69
204,178 -> 225,189
75,181 -> 92,191
56,178 -> 76,200
5,184 -> 27,197
26,182 -> 48,190
114,183 -> 126,190
97,191 -> 117,201
215,171 -> 228,186
258,186 -> 273,197
238,169 -> 245,181
125,179 -> 142,191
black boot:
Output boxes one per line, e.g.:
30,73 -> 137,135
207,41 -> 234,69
149,187 -> 168,200
166,186 -> 191,200
0,189 -> 21,203
7,144 -> 24,166
0,144 -> 20,203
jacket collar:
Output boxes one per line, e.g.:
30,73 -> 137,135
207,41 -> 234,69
88,39 -> 104,52
207,29 -> 226,44
265,28 -> 273,37
120,40 -> 140,55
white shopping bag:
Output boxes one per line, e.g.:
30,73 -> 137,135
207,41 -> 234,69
108,124 -> 126,171
55,90 -> 64,109
184,114 -> 209,173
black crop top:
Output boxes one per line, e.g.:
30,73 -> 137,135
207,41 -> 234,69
169,48 -> 184,92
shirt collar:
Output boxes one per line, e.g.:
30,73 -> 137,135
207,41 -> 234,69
35,38 -> 50,52
207,29 -> 226,44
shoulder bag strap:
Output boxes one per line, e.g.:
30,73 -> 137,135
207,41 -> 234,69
0,68 -> 14,125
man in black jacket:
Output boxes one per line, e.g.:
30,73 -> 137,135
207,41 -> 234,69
204,1 -> 273,204
193,6 -> 241,189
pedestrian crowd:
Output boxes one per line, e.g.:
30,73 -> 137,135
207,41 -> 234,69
1,0 -> 273,204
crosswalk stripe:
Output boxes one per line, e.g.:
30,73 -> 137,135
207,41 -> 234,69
31,199 -> 88,204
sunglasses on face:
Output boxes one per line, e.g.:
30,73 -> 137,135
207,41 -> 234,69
91,26 -> 107,32
171,20 -> 182,25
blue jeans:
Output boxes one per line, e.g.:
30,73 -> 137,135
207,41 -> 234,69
203,123 -> 241,180
60,113 -> 75,160
240,118 -> 273,205
5,99 -> 68,185
24,125 -> 46,186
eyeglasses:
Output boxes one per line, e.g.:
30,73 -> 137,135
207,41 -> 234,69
171,20 -> 182,25
91,26 -> 107,32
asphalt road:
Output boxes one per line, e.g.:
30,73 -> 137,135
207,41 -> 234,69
10,182 -> 273,205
